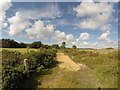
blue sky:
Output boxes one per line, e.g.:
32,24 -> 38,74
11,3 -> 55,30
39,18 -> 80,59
0,1 -> 119,48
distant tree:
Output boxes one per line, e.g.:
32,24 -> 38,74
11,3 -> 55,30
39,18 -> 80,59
62,42 -> 66,47
105,47 -> 114,49
72,45 -> 77,49
51,44 -> 59,49
19,42 -> 27,48
30,41 -> 43,48
60,42 -> 66,49
0,39 -> 2,48
60,46 -> 65,49
43,45 -> 50,49
1,39 -> 19,48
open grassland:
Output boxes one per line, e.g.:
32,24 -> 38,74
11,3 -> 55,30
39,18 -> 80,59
1,48 -> 39,53
63,49 -> 118,88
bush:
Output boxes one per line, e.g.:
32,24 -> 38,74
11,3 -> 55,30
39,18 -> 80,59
2,50 -> 22,67
2,49 -> 57,89
2,66 -> 26,89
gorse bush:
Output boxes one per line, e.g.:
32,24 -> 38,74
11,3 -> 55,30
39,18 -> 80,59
2,67 -> 26,89
2,50 -> 22,67
2,49 -> 57,89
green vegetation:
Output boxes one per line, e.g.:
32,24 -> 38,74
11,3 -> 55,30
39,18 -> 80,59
62,49 -> 118,88
2,49 -> 57,89
72,45 -> 77,49
60,42 -> 66,49
51,44 -> 59,49
1,39 -> 119,89
0,39 -> 60,49
1,48 -> 39,54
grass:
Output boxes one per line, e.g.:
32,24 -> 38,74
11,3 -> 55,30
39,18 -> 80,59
1,48 -> 39,53
22,65 -> 101,88
63,49 -> 118,88
1,48 -> 118,88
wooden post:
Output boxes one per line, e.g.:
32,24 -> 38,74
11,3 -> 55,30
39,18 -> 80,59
24,59 -> 29,77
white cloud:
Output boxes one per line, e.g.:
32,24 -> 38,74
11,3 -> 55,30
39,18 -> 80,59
3,23 -> 8,28
100,24 -> 111,31
0,0 -> 12,30
7,12 -> 32,36
72,40 -> 117,49
25,20 -> 74,44
74,2 -> 114,30
72,41 -> 98,48
25,20 -> 54,40
6,9 -> 73,44
96,41 -> 118,49
53,30 -> 73,44
18,3 -> 61,19
76,32 -> 90,41
97,31 -> 111,42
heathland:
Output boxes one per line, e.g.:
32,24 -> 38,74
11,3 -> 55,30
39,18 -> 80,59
1,39 -> 119,89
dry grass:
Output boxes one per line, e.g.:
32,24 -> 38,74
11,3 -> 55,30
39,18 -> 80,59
1,48 -> 39,53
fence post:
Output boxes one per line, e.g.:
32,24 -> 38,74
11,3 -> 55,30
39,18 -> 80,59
24,59 -> 29,77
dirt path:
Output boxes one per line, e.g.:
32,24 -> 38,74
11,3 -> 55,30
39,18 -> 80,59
23,52 -> 101,88
56,53 -> 81,71
39,52 -> 101,88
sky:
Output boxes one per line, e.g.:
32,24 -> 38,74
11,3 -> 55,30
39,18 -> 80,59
0,0 -> 119,48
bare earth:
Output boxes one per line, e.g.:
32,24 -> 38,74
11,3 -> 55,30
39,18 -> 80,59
56,53 -> 81,71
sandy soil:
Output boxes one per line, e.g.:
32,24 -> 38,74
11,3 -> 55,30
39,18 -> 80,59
56,53 -> 81,71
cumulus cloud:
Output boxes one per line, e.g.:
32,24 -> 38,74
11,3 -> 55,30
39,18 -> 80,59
6,8 -> 73,44
100,41 -> 118,49
76,32 -> 90,41
100,24 -> 111,31
72,41 -> 98,48
18,3 -> 61,19
97,31 -> 111,42
3,23 -> 8,28
0,0 -> 12,30
25,20 -> 74,44
25,20 -> 54,40
53,30 -> 73,44
74,2 -> 114,30
7,12 -> 32,36
72,40 -> 117,49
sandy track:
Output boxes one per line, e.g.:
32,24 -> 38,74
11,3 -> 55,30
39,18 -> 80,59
56,53 -> 81,71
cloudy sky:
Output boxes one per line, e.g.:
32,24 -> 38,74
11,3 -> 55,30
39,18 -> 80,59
0,0 -> 119,48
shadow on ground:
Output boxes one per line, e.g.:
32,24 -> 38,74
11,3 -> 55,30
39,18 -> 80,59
20,61 -> 59,89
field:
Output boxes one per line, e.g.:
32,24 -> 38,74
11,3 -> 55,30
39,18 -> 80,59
63,49 -> 118,88
1,48 -> 39,53
1,48 -> 119,89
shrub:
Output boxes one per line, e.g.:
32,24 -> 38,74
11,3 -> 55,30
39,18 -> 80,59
2,49 -> 57,89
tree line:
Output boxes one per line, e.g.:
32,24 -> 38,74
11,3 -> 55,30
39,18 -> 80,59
0,39 -> 77,49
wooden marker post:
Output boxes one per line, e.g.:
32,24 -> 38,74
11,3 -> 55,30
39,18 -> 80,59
24,59 -> 29,77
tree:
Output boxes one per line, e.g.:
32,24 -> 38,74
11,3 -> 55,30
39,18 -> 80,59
60,42 -> 66,49
19,42 -> 27,48
51,44 -> 59,49
43,45 -> 50,49
72,45 -> 77,49
62,42 -> 66,47
30,41 -> 43,48
60,46 -> 65,49
1,39 -> 19,48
